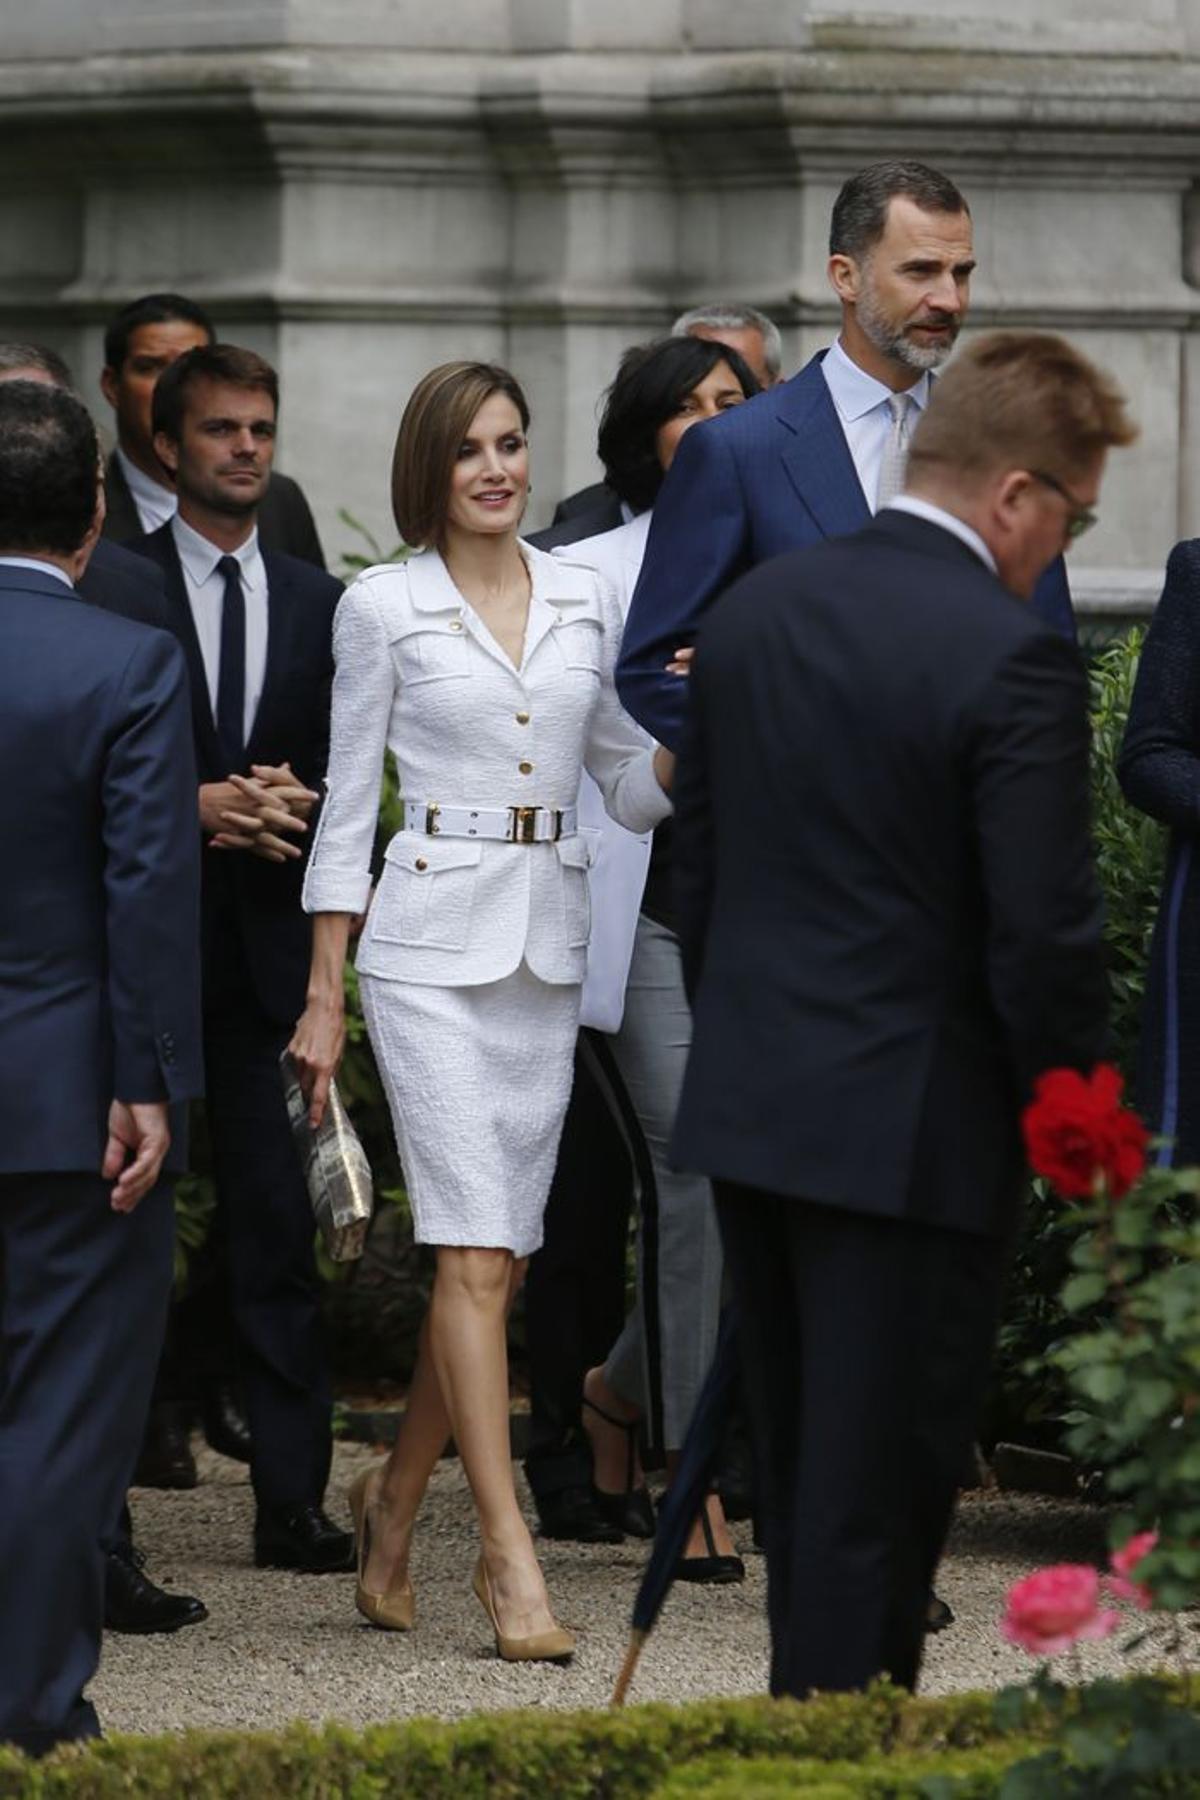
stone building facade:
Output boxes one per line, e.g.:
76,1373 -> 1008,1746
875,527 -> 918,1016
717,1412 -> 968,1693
2,2 -> 1199,612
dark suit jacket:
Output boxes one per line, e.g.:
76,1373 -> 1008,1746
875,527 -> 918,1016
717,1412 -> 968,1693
78,535 -> 171,628
0,563 -> 203,1172
77,536 -> 193,1166
530,483 -> 625,551
670,509 -> 1108,1239
104,452 -> 327,572
129,525 -> 342,1027
618,352 -> 1077,750
1117,538 -> 1200,1164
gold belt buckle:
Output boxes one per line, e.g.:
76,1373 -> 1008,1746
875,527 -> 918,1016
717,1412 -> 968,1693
511,805 -> 538,844
425,803 -> 441,835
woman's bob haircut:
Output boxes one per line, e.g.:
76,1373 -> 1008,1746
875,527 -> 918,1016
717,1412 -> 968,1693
391,361 -> 531,550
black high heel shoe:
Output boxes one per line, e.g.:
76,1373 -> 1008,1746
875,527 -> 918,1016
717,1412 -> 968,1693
674,1498 -> 745,1585
582,1394 -> 657,1539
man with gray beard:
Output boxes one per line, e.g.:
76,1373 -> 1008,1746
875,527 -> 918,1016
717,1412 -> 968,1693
617,160 -> 1076,752
615,160 -> 1076,1637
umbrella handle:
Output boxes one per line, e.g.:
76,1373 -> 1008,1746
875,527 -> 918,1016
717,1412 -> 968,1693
611,1629 -> 647,1708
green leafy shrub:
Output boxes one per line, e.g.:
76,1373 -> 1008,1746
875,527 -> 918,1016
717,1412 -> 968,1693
1050,1160 -> 1200,1609
1088,629 -> 1166,1075
3,1684 -> 1197,1799
985,629 -> 1166,1453
652,1744 -> 1039,1796
0,1686 -> 1095,1800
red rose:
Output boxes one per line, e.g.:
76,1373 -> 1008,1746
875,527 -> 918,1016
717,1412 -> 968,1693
1001,1565 -> 1119,1655
1022,1064 -> 1149,1201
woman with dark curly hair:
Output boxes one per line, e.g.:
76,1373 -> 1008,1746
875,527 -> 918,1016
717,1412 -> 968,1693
552,334 -> 760,1579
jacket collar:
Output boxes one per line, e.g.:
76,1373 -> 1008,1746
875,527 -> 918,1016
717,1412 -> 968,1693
406,541 -> 597,677
139,524 -> 224,774
405,541 -> 596,612
774,352 -> 873,540
0,558 -> 77,600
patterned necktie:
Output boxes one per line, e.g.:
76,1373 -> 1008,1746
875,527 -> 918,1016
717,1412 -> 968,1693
876,391 -> 916,511
215,553 -> 246,774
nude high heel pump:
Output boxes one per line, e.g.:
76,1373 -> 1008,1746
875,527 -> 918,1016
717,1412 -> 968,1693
348,1467 -> 415,1631
472,1556 -> 575,1664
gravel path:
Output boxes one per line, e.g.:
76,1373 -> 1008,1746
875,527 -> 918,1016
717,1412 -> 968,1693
91,1441 -> 1199,1734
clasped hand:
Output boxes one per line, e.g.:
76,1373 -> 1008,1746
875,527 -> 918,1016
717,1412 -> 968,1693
201,760 -> 320,863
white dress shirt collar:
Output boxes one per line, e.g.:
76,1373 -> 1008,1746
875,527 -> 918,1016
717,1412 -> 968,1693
115,445 -> 177,534
882,494 -> 998,575
822,336 -> 931,424
0,555 -> 73,588
171,511 -> 261,587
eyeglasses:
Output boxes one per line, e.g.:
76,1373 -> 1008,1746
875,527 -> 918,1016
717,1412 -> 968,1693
1029,470 -> 1097,542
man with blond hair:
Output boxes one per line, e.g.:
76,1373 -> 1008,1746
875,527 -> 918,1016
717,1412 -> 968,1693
670,331 -> 1135,1698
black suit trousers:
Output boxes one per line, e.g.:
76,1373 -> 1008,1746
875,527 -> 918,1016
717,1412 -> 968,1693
715,1183 -> 1004,1697
523,1031 -> 635,1500
0,1172 -> 173,1751
203,997 -> 333,1511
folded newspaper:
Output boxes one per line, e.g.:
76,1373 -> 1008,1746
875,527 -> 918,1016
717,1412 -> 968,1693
280,1051 -> 373,1262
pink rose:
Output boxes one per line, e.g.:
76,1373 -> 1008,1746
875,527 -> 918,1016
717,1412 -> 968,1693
1107,1531 -> 1158,1609
1000,1565 -> 1119,1656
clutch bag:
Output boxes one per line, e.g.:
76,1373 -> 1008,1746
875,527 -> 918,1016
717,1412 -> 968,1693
280,1050 -> 374,1262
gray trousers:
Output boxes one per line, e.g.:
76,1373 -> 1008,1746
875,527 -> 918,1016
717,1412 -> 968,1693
604,913 -> 723,1451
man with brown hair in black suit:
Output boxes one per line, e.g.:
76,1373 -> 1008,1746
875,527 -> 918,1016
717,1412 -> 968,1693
100,292 -> 326,569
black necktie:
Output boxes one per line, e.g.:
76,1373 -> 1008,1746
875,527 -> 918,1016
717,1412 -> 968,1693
215,553 -> 246,774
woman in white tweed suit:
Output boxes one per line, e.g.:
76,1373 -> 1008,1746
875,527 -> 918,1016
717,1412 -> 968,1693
290,362 -> 673,1663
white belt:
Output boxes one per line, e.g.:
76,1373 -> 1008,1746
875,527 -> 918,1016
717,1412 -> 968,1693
403,800 -> 578,844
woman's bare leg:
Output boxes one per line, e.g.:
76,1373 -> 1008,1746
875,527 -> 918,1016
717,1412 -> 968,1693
363,1251 -> 552,1631
430,1247 -> 555,1634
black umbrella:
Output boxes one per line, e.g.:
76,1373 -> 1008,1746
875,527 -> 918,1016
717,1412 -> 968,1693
611,1304 -> 744,1706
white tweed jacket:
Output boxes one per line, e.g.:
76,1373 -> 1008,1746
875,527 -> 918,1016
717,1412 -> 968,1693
302,541 -> 672,987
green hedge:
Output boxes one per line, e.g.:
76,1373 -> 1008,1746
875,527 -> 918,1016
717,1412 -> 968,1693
653,1744 -> 1038,1797
0,1685 -> 1187,1799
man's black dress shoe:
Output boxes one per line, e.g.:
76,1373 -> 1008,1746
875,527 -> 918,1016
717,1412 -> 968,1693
104,1545 -> 208,1635
198,1380 -> 252,1464
132,1402 -> 197,1490
926,1591 -> 955,1633
535,1484 -> 624,1544
254,1503 -> 355,1572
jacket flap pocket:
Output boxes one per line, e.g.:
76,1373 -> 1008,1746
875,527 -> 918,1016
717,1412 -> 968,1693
390,621 -> 471,683
383,835 -> 484,874
555,830 -> 598,871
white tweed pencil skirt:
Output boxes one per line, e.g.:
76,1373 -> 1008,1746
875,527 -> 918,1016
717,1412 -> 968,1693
358,961 -> 580,1258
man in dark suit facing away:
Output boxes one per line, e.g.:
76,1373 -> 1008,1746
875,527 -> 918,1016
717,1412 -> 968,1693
618,162 -> 1078,755
100,292 -> 326,570
130,343 -> 351,1572
671,332 -> 1134,1698
0,340 -> 210,1634
0,381 -> 203,1751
